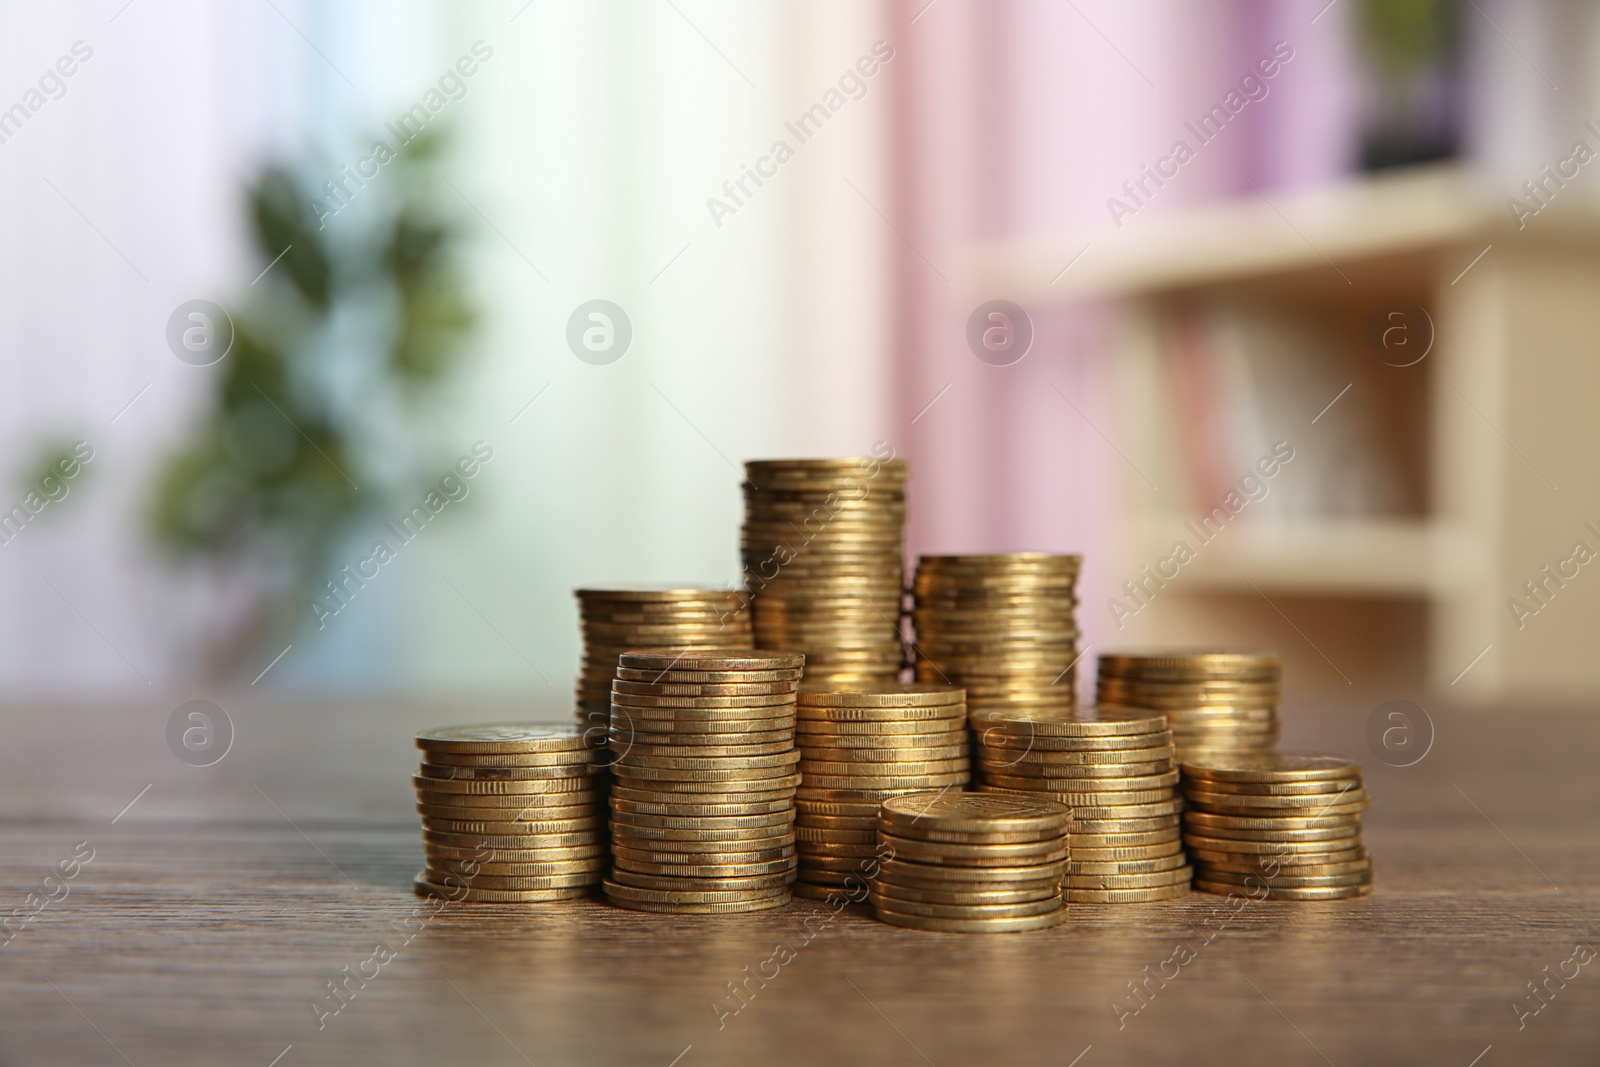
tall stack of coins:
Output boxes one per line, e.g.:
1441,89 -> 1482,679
972,709 -> 1189,902
574,586 -> 751,729
1096,651 -> 1281,761
740,457 -> 909,686
911,554 -> 1082,716
871,793 -> 1070,933
603,649 -> 803,913
412,724 -> 607,902
1181,754 -> 1373,900
792,683 -> 969,899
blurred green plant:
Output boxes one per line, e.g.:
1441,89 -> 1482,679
151,129 -> 475,680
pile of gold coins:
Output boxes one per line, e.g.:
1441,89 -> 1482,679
412,724 -> 607,901
793,683 -> 969,899
574,586 -> 751,730
741,457 -> 908,686
870,793 -> 1070,932
973,709 -> 1189,902
602,649 -> 802,913
1096,651 -> 1281,761
1181,754 -> 1373,899
911,554 -> 1082,716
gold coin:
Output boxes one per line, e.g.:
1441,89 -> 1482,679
423,830 -> 604,850
1071,815 -> 1181,834
982,758 -> 1174,779
801,773 -> 970,790
877,792 -> 1068,834
797,720 -> 967,737
795,684 -> 965,708
978,785 -> 1178,807
417,763 -> 598,783
425,868 -> 604,889
608,797 -> 793,818
1068,853 -> 1189,875
796,842 -> 882,859
608,776 -> 799,798
615,739 -> 794,758
1182,810 -> 1362,832
610,819 -> 792,842
617,649 -> 805,672
1062,799 -> 1186,820
876,857 -> 1065,888
1182,795 -> 1370,818
1185,846 -> 1368,867
423,749 -> 596,768
1064,866 -> 1192,889
872,905 -> 1066,933
415,800 -> 600,821
981,770 -> 1179,791
414,790 -> 604,810
795,813 -> 878,830
416,723 -> 588,755
1194,880 -> 1372,900
870,883 -> 1059,906
982,747 -> 1176,767
794,799 -> 886,818
1064,883 -> 1190,903
613,667 -> 804,683
422,815 -> 604,836
867,891 -> 1064,920
1070,829 -> 1180,848
612,840 -> 794,863
1198,857 -> 1372,878
600,879 -> 789,905
412,872 -> 592,902
605,892 -> 792,914
608,807 -> 793,828
878,834 -> 1067,867
792,882 -> 870,901
1179,753 -> 1361,783
612,857 -> 798,879
800,744 -> 969,764
1067,843 -> 1184,862
608,867 -> 792,892
798,705 -> 966,723
412,774 -> 595,796
1182,824 -> 1360,844
796,826 -> 877,845
609,693 -> 799,711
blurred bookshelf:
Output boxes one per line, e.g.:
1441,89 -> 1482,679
976,166 -> 1600,700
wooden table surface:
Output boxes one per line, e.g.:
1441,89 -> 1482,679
1,693 -> 1597,1066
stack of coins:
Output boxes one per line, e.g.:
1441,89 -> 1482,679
603,649 -> 803,913
972,709 -> 1189,902
574,586 -> 751,730
870,793 -> 1070,933
792,683 -> 970,899
740,457 -> 909,686
1181,754 -> 1373,900
412,724 -> 607,902
911,554 -> 1082,717
1096,651 -> 1281,761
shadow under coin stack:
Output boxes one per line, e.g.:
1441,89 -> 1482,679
1181,754 -> 1374,900
871,793 -> 1070,933
972,709 -> 1190,902
911,554 -> 1082,717
741,458 -> 909,686
603,649 -> 803,913
1096,651 -> 1281,762
574,586 -> 751,731
412,724 -> 607,902
792,683 -> 970,900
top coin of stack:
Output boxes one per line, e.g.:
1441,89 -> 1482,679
972,708 -> 1190,903
574,586 -> 751,730
740,457 -> 909,686
1096,650 -> 1281,761
792,683 -> 969,899
412,723 -> 607,902
603,649 -> 803,914
1181,754 -> 1373,900
911,554 -> 1082,716
871,792 -> 1070,933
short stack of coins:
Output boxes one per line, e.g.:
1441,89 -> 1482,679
792,683 -> 970,899
1096,651 -> 1281,762
574,586 -> 751,730
602,649 -> 803,913
972,709 -> 1190,902
412,724 -> 607,902
740,457 -> 909,686
911,554 -> 1082,717
1181,754 -> 1374,900
871,793 -> 1070,933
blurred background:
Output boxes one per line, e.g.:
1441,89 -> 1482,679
3,0 -> 1599,712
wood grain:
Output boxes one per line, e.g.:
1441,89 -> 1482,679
1,694 -> 1597,1065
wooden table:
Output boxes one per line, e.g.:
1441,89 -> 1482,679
1,694 -> 1596,1065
